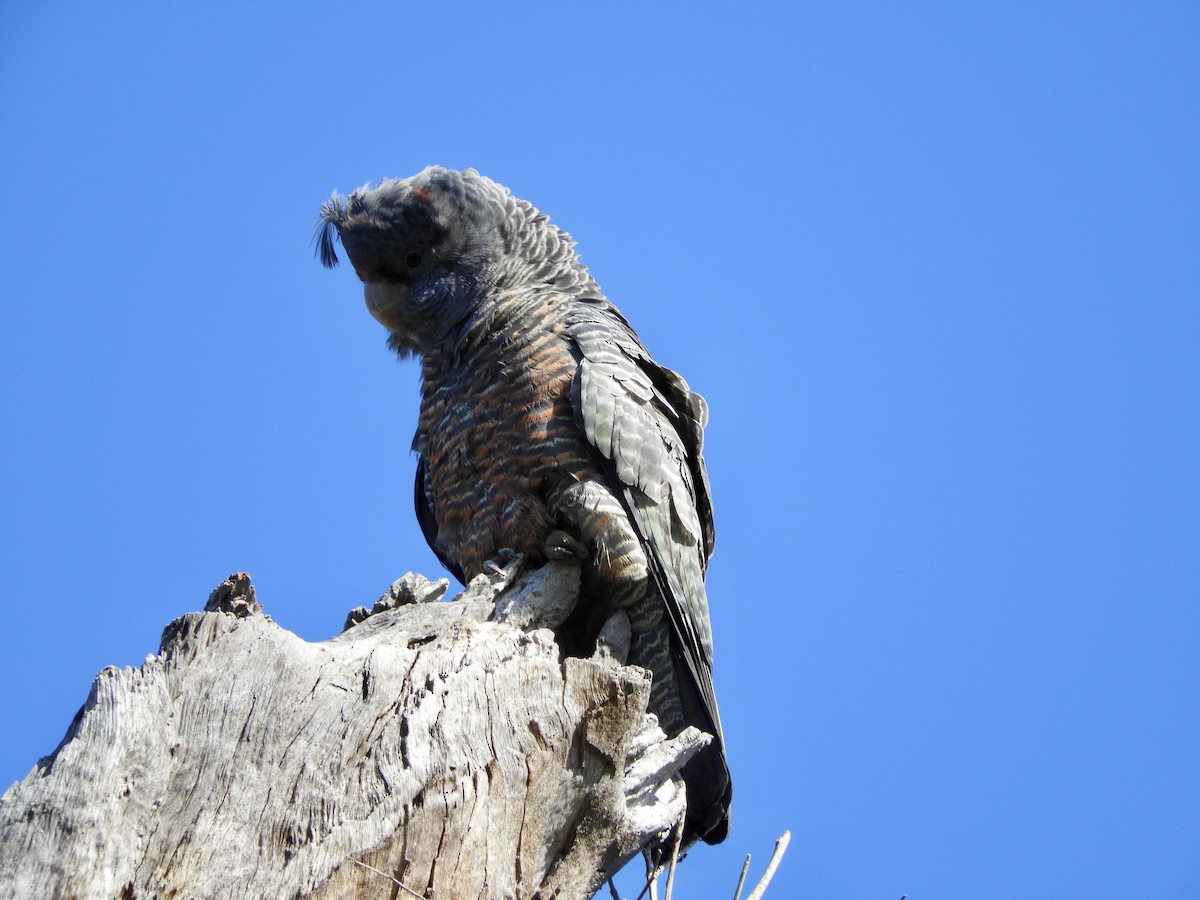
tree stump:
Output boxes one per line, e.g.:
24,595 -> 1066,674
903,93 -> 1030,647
0,562 -> 708,899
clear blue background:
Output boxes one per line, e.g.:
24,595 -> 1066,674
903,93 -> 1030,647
2,3 -> 1197,897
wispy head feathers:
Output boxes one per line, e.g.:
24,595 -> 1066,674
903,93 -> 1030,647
313,168 -> 593,301
314,192 -> 347,268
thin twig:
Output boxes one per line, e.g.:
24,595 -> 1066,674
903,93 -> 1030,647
732,853 -> 752,900
352,859 -> 424,899
745,831 -> 791,900
664,815 -> 685,900
608,877 -> 622,900
635,848 -> 657,900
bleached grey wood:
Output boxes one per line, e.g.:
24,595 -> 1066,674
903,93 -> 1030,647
0,565 -> 703,899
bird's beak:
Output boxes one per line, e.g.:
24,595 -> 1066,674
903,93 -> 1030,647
363,280 -> 409,331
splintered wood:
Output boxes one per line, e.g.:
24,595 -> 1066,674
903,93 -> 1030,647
0,564 -> 706,899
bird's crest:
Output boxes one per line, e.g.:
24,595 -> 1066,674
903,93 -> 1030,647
314,192 -> 347,268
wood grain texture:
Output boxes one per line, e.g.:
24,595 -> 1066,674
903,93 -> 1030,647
0,565 -> 705,899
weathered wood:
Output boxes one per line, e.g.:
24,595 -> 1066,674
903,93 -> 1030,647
0,564 -> 705,899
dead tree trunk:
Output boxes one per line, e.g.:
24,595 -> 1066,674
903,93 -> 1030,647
0,562 -> 707,899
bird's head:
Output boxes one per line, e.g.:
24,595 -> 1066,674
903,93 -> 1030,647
316,166 -> 570,358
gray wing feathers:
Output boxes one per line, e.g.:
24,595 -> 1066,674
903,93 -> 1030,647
578,358 -> 667,504
569,313 -> 719,703
572,319 -> 707,539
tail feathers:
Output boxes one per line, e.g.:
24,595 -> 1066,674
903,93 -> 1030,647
683,746 -> 732,845
674,643 -> 731,845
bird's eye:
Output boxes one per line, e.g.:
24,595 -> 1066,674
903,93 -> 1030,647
405,251 -> 424,269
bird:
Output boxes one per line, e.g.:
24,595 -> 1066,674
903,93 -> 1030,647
316,166 -> 730,846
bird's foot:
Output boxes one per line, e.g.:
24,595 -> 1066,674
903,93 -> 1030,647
543,529 -> 588,561
483,548 -> 526,582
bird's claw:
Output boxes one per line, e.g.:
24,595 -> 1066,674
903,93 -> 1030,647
543,530 -> 588,561
483,548 -> 526,581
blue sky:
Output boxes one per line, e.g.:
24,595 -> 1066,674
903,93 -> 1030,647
1,2 -> 1197,897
